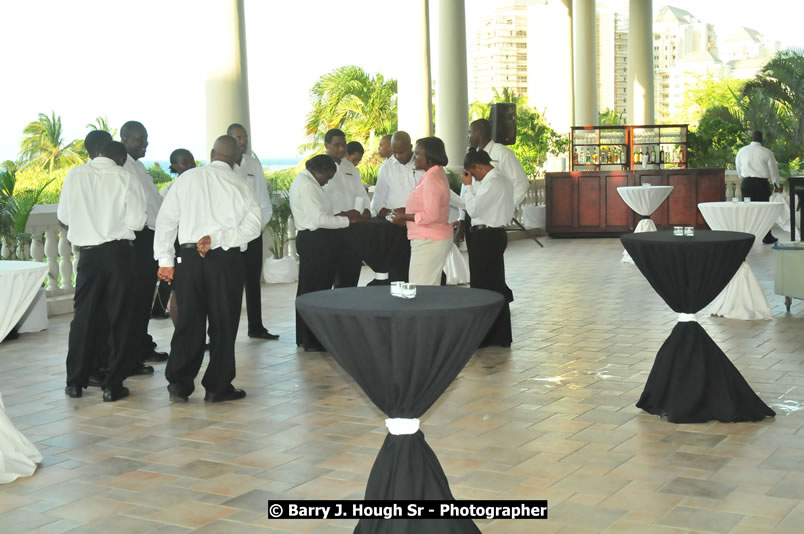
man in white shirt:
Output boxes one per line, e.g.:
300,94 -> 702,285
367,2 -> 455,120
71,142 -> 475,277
321,128 -> 370,287
154,136 -> 262,403
227,123 -> 278,340
58,140 -> 147,402
736,130 -> 782,244
371,131 -> 420,218
461,148 -> 515,347
290,155 -> 363,351
121,121 -> 167,369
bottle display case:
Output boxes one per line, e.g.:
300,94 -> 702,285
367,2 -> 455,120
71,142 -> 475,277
570,124 -> 688,172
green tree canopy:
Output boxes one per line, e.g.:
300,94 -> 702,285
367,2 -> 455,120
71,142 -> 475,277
20,112 -> 85,172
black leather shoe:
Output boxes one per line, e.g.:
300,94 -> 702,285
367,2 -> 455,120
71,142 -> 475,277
88,374 -> 105,388
144,351 -> 168,363
248,329 -> 279,340
103,386 -> 129,402
204,387 -> 246,403
763,235 -> 779,244
167,383 -> 189,402
128,363 -> 154,377
64,386 -> 82,398
151,310 -> 171,319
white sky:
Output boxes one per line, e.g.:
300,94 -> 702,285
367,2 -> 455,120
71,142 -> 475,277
1,0 -> 802,163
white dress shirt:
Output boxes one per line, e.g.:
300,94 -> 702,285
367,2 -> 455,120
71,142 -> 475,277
124,154 -> 163,230
370,156 -> 421,215
234,153 -> 273,228
483,140 -> 529,207
289,170 -> 350,231
322,159 -> 371,214
735,142 -> 781,186
461,168 -> 515,228
57,157 -> 146,247
154,161 -> 262,267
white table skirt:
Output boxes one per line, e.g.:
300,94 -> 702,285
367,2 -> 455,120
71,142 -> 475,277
618,186 -> 673,264
699,202 -> 785,320
0,261 -> 48,342
0,393 -> 42,483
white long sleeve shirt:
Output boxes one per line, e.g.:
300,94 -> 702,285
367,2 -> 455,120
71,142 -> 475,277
235,153 -> 273,228
322,159 -> 371,214
735,141 -> 781,186
124,154 -> 163,230
289,170 -> 350,231
483,140 -> 529,207
461,168 -> 515,228
370,156 -> 421,215
153,160 -> 262,267
57,157 -> 146,246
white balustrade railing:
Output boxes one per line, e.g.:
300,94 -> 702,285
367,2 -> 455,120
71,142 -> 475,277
725,170 -> 741,200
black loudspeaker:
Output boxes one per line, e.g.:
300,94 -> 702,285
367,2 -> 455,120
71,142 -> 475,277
489,103 -> 517,145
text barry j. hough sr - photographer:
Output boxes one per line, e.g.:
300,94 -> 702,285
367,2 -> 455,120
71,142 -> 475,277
267,500 -> 549,520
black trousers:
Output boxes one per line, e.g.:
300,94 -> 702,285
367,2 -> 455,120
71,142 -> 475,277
296,229 -> 337,348
133,228 -> 158,359
242,235 -> 265,333
468,228 -> 512,347
66,241 -> 136,389
333,228 -> 362,288
741,177 -> 775,241
165,247 -> 244,396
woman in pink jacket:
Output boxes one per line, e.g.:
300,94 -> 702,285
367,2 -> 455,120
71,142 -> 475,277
391,137 -> 452,285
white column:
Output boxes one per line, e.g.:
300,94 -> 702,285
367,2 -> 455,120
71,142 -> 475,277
572,0 -> 597,126
436,0 -> 469,172
397,0 -> 433,140
205,0 -> 251,154
628,0 -> 654,124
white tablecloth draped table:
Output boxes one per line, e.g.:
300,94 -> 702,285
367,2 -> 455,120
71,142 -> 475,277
0,393 -> 43,483
618,185 -> 674,263
0,261 -> 48,343
698,201 -> 785,320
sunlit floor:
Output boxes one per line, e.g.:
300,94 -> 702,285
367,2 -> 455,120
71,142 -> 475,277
1,230 -> 803,533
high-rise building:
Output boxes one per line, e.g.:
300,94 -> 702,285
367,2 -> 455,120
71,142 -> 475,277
721,27 -> 780,79
597,6 -> 616,113
472,2 -> 530,104
613,12 -> 629,116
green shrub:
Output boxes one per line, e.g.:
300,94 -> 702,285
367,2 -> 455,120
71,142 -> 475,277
147,163 -> 172,184
265,168 -> 297,192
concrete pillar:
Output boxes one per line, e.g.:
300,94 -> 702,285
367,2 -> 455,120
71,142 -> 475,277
205,0 -> 251,155
572,0 -> 597,126
627,0 -> 654,124
397,0 -> 433,140
435,0 -> 469,172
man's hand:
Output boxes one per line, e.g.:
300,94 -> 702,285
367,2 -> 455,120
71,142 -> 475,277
461,171 -> 473,186
157,267 -> 175,284
390,208 -> 409,227
775,185 -> 783,193
197,235 -> 211,258
378,208 -> 392,218
361,209 -> 371,219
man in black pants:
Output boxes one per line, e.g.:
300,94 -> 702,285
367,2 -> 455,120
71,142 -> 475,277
228,123 -> 279,340
736,130 -> 783,244
58,141 -> 147,401
155,136 -> 262,403
121,121 -> 168,370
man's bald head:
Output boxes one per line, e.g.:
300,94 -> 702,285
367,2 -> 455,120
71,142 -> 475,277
378,134 -> 392,159
468,119 -> 492,148
120,120 -> 148,159
391,131 -> 413,165
210,135 -> 238,168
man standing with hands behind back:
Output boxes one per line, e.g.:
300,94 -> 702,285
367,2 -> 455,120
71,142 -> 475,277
227,123 -> 278,340
736,130 -> 782,244
155,136 -> 262,403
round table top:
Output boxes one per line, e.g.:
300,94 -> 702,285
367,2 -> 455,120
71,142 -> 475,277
0,261 -> 48,275
617,185 -> 674,216
698,201 -> 785,250
621,229 -> 754,246
698,201 -> 785,210
296,286 -> 503,316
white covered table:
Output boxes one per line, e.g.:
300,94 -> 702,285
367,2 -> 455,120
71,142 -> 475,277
698,201 -> 785,320
0,261 -> 48,343
618,185 -> 674,263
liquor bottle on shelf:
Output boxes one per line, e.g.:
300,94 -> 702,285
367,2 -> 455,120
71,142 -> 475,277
592,149 -> 598,165
659,145 -> 664,164
573,147 -> 578,166
585,148 -> 591,164
679,146 -> 685,163
651,146 -> 657,165
633,147 -> 639,165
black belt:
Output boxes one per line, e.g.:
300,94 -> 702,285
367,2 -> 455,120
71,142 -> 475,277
179,243 -> 198,249
78,240 -> 133,251
472,225 -> 502,231
743,177 -> 769,180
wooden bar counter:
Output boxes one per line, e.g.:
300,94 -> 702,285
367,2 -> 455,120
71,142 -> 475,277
545,168 -> 725,237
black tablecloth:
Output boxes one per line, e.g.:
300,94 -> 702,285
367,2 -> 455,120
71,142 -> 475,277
621,230 -> 775,423
296,286 -> 504,533
345,217 -> 410,284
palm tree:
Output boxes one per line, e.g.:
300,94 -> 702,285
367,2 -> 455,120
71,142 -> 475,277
86,115 -> 118,138
19,112 -> 84,172
302,66 -> 397,153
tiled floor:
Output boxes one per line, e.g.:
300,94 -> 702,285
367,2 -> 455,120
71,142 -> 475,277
1,232 -> 803,533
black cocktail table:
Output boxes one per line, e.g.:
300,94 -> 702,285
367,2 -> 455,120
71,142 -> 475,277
346,217 -> 411,285
621,230 -> 775,423
296,286 -> 503,533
